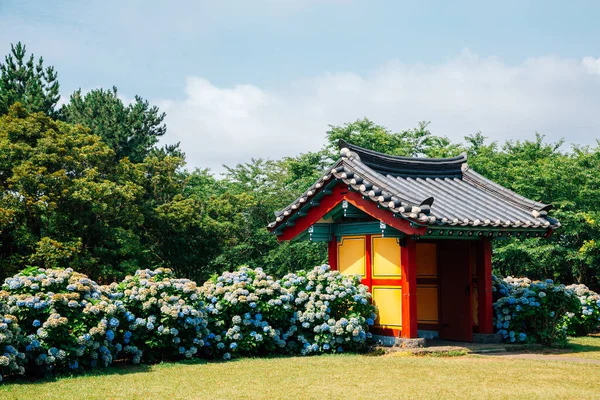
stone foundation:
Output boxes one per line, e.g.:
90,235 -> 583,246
372,335 -> 427,348
417,330 -> 439,340
395,337 -> 427,348
374,333 -> 500,347
372,334 -> 397,347
472,333 -> 502,344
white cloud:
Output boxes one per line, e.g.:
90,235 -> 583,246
583,57 -> 600,75
158,51 -> 600,173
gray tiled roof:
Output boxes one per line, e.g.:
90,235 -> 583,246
268,142 -> 560,232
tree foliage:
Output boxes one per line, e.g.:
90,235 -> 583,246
0,105 -> 222,282
206,158 -> 327,277
466,134 -> 600,289
0,42 -> 60,117
1,43 -> 599,291
62,87 -> 168,163
325,118 -> 463,158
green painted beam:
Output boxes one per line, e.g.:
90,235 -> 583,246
292,221 -> 406,242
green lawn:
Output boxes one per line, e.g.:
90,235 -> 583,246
2,337 -> 600,400
564,335 -> 600,360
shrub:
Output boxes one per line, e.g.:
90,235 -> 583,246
199,267 -> 296,359
1,264 -> 376,382
0,267 -> 125,377
199,265 -> 376,359
491,274 -> 511,302
105,268 -> 209,363
0,311 -> 24,382
563,284 -> 600,336
493,276 -> 580,346
281,265 -> 376,355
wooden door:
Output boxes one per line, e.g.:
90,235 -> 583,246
338,235 -> 403,335
370,236 -> 402,331
438,241 -> 473,342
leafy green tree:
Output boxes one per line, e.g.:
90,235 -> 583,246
0,42 -> 60,117
326,118 -> 463,158
62,87 -> 169,163
0,103 -> 143,279
0,104 -> 223,282
193,158 -> 327,277
135,156 -> 227,282
467,134 -> 600,290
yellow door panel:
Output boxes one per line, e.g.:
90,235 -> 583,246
416,243 -> 437,276
338,236 -> 366,277
372,237 -> 401,278
372,286 -> 402,328
417,285 -> 439,323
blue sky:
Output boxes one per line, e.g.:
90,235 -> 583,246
1,1 -> 600,171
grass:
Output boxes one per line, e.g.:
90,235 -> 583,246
403,349 -> 470,357
1,337 -> 600,400
564,335 -> 600,360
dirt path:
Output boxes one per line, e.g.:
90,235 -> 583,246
475,352 -> 600,364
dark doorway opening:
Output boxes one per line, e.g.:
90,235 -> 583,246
438,241 -> 473,342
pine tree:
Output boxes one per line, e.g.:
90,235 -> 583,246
0,42 -> 60,117
63,87 -> 169,163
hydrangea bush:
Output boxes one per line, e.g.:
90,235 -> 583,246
0,267 -> 125,379
492,276 -> 580,346
281,265 -> 376,355
199,265 -> 375,359
563,284 -> 600,336
1,265 -> 376,382
105,268 -> 209,363
199,267 -> 296,359
0,308 -> 24,382
491,274 -> 511,302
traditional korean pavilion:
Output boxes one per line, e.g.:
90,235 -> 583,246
268,141 -> 560,343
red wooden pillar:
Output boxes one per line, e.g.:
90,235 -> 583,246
363,234 -> 372,288
477,239 -> 493,334
400,238 -> 418,338
328,235 -> 338,270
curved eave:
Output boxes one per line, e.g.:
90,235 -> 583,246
268,160 -> 427,232
339,139 -> 467,177
268,146 -> 561,234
